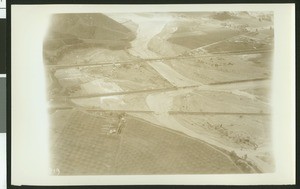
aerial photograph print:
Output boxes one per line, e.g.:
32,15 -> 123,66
43,11 -> 274,175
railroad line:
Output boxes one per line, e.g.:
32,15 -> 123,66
49,107 -> 270,116
49,78 -> 270,100
45,49 -> 273,69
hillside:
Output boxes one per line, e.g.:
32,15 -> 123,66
43,13 -> 136,64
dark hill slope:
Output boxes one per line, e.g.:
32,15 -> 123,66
44,13 -> 135,64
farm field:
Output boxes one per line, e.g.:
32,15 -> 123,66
204,35 -> 273,53
54,47 -> 139,66
48,62 -> 173,97
164,53 -> 273,84
171,89 -> 271,113
50,110 -> 243,174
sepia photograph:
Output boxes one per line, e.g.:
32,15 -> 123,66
45,11 -> 274,175
10,4 -> 295,186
